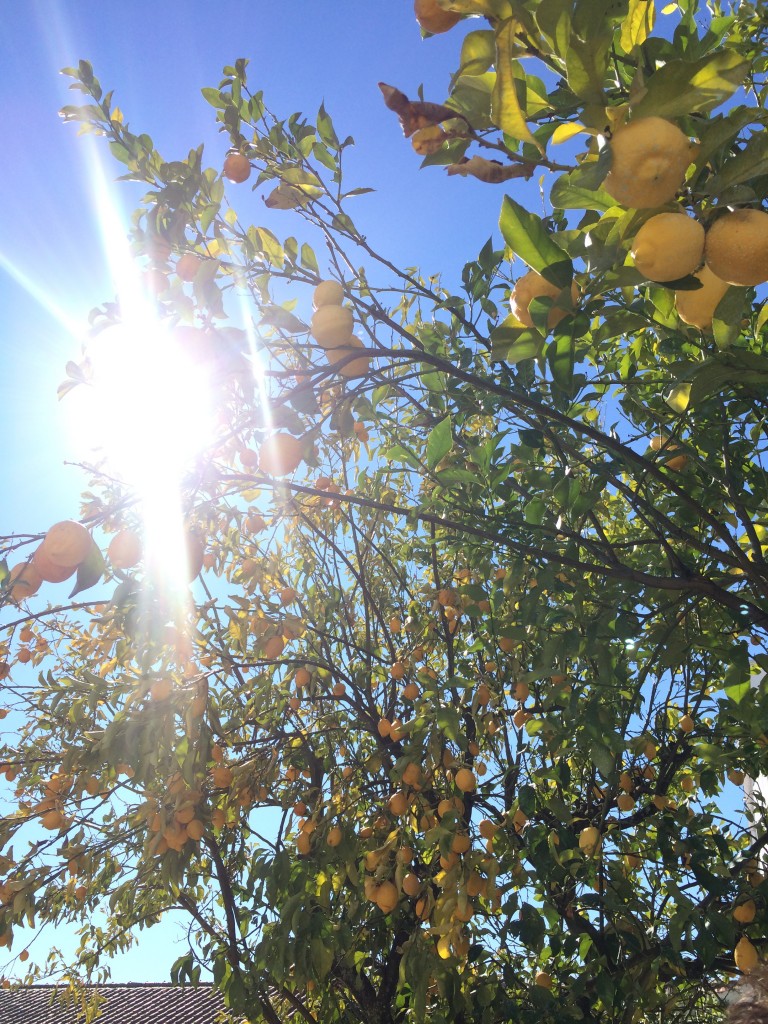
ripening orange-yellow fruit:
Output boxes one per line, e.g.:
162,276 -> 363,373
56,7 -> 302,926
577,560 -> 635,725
705,208 -> 768,287
313,279 -> 345,308
40,809 -> 65,830
513,681 -> 530,702
211,765 -> 233,788
388,791 -> 410,816
630,212 -> 705,282
223,152 -> 251,183
186,819 -> 205,842
310,305 -> 354,349
8,563 -> 42,603
510,271 -> 578,331
327,825 -> 343,847
32,545 -> 76,583
402,872 -> 421,897
603,116 -> 696,208
374,880 -> 400,913
534,970 -> 553,989
735,936 -> 759,973
679,713 -> 695,734
108,529 -> 142,570
258,433 -> 304,477
675,264 -> 730,329
617,793 -> 635,812
414,0 -> 461,33
478,819 -> 498,840
296,831 -> 311,855
329,337 -> 371,379
40,520 -> 93,569
454,768 -> 477,793
403,682 -> 420,701
451,832 -> 471,855
578,826 -> 602,857
733,900 -> 757,924
150,678 -> 173,702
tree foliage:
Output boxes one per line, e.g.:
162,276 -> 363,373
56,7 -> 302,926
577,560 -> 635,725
3,1 -> 768,1021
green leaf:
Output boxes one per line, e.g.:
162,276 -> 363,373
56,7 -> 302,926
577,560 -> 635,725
535,0 -> 572,60
666,382 -> 691,413
427,416 -> 453,471
499,196 -> 573,288
565,35 -> 611,103
259,306 -> 307,334
620,0 -> 655,52
550,168 -> 615,211
69,543 -> 105,599
436,706 -> 461,744
705,131 -> 768,196
524,498 -> 546,525
300,243 -> 319,274
547,331 -> 576,394
632,51 -> 748,119
317,102 -> 338,148
491,20 -> 543,153
491,317 -> 544,362
457,30 -> 496,77
712,288 -> 747,350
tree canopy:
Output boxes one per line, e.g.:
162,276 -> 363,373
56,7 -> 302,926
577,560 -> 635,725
2,1 -> 768,1021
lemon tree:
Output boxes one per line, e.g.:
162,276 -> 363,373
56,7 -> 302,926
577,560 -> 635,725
2,2 -> 768,1023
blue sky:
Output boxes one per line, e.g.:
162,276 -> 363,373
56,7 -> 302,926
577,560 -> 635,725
1,1 -> 516,539
0,0 -> 534,983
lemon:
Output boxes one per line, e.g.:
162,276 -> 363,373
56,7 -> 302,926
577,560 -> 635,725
313,279 -> 344,309
604,116 -> 695,209
704,208 -> 768,286
733,900 -> 757,924
675,265 -> 730,330
734,936 -> 759,973
509,271 -> 578,330
414,0 -> 460,33
310,305 -> 354,348
578,826 -> 602,857
631,213 -> 705,281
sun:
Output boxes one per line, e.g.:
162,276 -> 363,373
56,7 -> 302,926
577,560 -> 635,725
68,315 -> 215,596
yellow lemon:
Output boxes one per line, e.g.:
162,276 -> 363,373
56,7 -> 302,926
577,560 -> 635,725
631,212 -> 705,281
312,279 -> 344,309
578,826 -> 602,857
704,208 -> 768,286
675,265 -> 730,329
414,0 -> 460,33
604,116 -> 695,209
734,936 -> 759,973
510,271 -> 578,330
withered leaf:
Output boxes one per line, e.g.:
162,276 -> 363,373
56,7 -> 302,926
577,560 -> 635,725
446,155 -> 533,183
379,82 -> 463,138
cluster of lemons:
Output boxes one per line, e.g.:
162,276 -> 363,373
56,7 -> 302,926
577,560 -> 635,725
511,115 -> 768,333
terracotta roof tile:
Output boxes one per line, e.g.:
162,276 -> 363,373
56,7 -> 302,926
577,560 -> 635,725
0,982 -> 243,1024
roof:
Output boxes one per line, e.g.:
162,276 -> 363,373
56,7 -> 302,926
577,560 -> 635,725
0,982 -> 242,1024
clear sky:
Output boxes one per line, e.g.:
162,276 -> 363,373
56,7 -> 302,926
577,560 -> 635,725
1,1 -> 516,535
1,0 -> 537,983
